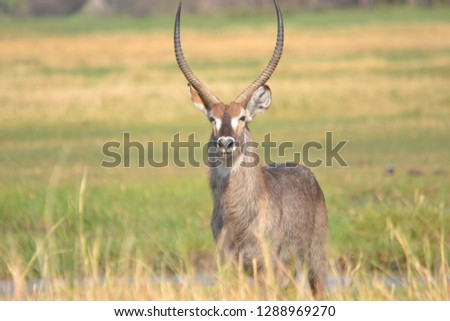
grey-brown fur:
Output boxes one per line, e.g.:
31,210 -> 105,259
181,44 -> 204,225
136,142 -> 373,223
174,0 -> 328,299
209,129 -> 328,299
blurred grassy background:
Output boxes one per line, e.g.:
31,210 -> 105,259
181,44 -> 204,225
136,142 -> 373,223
0,6 -> 449,299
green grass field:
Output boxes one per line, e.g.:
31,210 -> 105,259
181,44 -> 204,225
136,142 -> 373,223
0,7 -> 449,300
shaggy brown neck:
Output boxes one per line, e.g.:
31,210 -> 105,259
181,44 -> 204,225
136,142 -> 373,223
209,129 -> 267,227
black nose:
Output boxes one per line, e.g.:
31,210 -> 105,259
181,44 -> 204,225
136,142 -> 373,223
217,137 -> 235,152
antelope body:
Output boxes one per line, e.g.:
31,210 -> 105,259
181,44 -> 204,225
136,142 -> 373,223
174,0 -> 328,299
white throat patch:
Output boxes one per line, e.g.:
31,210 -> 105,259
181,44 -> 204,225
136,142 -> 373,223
215,154 -> 243,179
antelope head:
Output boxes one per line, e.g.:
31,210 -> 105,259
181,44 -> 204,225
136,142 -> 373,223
174,0 -> 283,158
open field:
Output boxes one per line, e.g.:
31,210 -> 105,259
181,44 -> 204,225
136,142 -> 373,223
0,7 -> 449,300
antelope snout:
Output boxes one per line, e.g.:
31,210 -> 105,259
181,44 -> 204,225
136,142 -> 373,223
217,136 -> 235,154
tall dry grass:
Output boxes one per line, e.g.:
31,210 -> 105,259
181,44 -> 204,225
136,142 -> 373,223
1,10 -> 449,300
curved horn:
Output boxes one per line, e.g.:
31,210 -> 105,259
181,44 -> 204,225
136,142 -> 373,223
174,2 -> 220,108
234,0 -> 284,107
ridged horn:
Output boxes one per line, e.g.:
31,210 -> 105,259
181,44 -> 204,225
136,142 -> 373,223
234,0 -> 284,107
174,2 -> 220,108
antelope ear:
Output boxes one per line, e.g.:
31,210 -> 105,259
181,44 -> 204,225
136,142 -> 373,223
188,84 -> 208,116
246,85 -> 272,121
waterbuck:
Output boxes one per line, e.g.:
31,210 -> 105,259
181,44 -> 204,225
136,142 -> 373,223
174,0 -> 328,299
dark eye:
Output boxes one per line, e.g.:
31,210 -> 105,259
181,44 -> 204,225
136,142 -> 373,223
209,116 -> 215,122
239,115 -> 246,122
